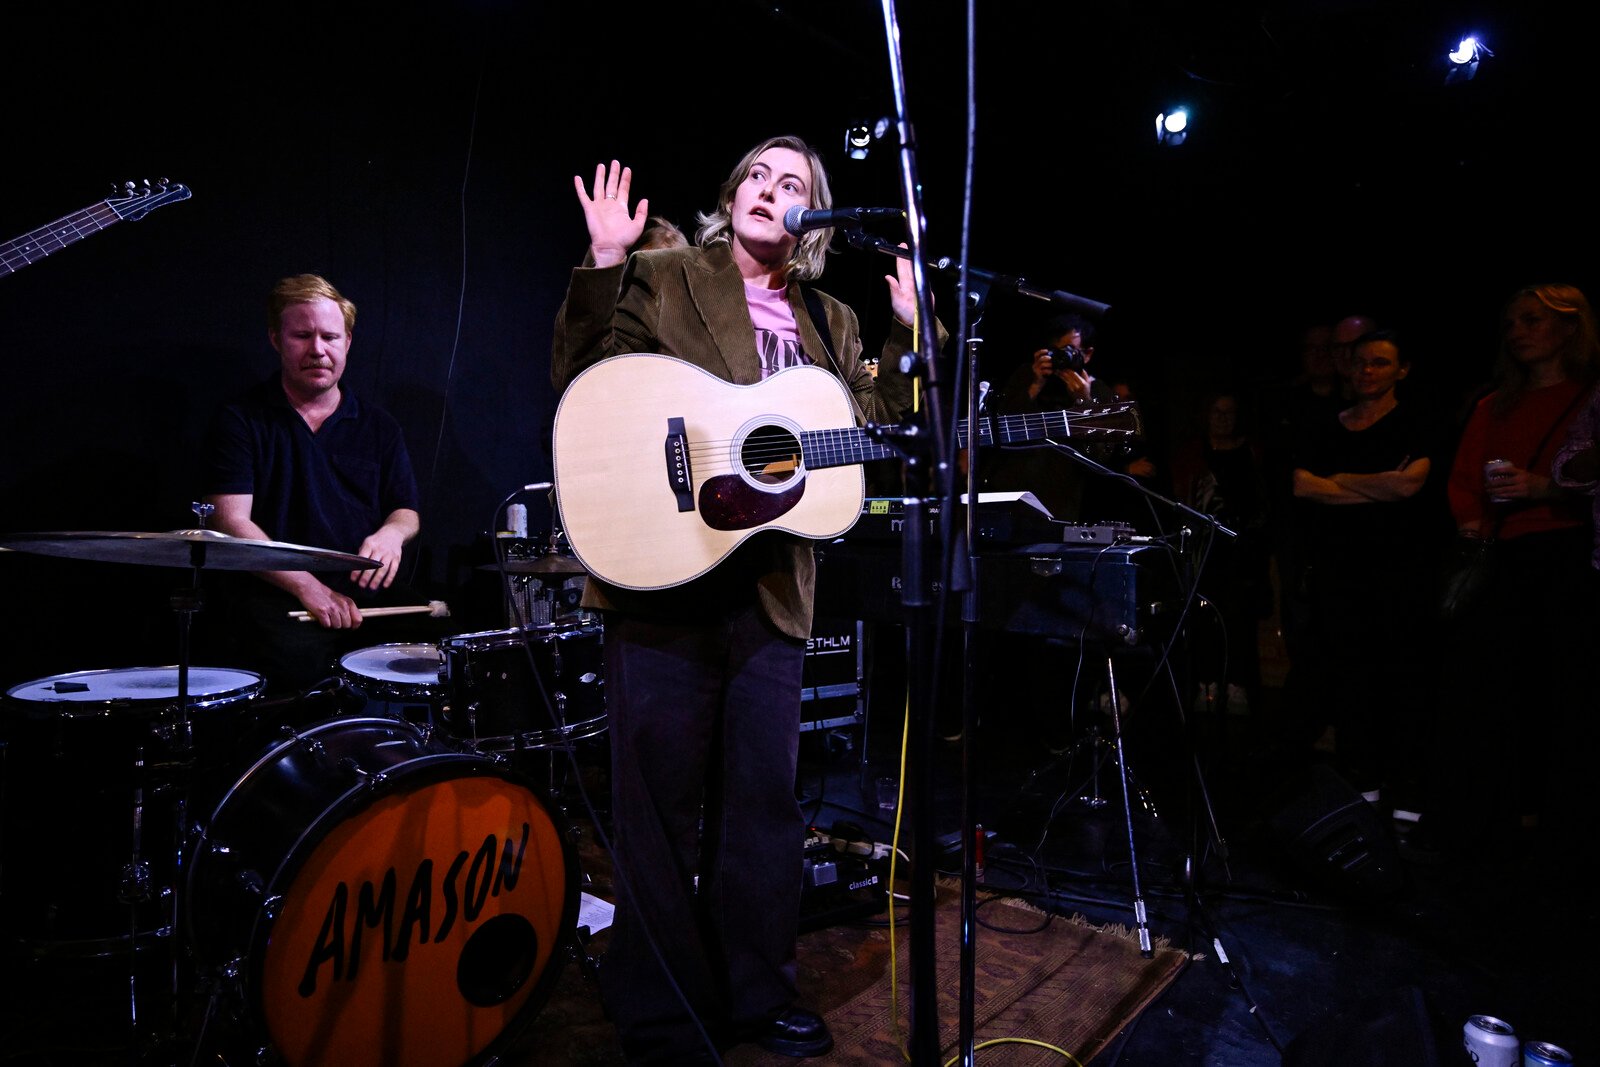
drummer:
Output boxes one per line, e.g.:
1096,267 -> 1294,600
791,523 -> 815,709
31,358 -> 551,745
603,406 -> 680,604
199,273 -> 444,697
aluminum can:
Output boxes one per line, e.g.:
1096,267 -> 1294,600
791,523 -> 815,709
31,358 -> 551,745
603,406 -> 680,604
1484,458 -> 1515,503
1524,1041 -> 1574,1066
1465,1015 -> 1520,1067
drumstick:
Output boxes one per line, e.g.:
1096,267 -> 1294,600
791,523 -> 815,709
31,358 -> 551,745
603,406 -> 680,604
289,600 -> 451,623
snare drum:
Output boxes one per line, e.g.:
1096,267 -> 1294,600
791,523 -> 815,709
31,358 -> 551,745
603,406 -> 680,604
439,624 -> 605,752
337,642 -> 447,725
1,665 -> 265,951
186,716 -> 578,1067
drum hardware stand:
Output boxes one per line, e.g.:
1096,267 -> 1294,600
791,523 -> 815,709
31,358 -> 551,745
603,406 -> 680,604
122,744 -> 155,1035
1017,654 -> 1157,957
122,502 -> 216,1056
1027,658 -> 1158,817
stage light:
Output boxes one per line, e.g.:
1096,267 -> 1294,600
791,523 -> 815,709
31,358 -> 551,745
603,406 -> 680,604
845,124 -> 873,160
1445,34 -> 1492,84
845,118 -> 891,161
1155,107 -> 1188,147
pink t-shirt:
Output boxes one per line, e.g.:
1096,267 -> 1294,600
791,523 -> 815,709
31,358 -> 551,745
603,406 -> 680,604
746,281 -> 812,378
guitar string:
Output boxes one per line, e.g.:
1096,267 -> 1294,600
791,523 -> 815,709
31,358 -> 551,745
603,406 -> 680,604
669,408 -> 1134,460
666,410 -> 1135,475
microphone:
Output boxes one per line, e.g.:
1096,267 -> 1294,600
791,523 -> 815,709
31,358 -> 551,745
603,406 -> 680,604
783,205 -> 903,235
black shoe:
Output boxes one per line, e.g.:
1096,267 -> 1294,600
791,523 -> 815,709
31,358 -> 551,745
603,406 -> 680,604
751,1007 -> 833,1058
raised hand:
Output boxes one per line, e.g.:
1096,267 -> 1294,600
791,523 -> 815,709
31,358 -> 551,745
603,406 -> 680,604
884,242 -> 919,328
575,159 -> 649,268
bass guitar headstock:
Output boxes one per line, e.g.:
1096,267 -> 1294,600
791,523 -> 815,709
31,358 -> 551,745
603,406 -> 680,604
107,178 -> 192,222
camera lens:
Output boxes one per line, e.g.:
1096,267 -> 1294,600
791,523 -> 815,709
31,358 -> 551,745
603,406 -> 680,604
1047,346 -> 1085,372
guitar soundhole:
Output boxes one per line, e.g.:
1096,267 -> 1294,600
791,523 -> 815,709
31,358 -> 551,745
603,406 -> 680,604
741,425 -> 802,486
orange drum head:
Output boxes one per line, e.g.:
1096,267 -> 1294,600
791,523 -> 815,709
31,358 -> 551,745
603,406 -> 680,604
256,770 -> 572,1067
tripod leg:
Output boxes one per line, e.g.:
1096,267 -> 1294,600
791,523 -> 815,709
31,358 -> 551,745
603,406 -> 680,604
1105,658 -> 1154,958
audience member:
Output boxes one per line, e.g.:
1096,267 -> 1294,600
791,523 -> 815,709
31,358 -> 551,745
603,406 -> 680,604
1167,387 -> 1273,722
1285,329 -> 1446,808
1423,282 -> 1600,855
1329,312 -> 1379,402
1263,322 -> 1345,479
1550,372 -> 1600,850
1260,321 -> 1350,717
1553,380 -> 1600,565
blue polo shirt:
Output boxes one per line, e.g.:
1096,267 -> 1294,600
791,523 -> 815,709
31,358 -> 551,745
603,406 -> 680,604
203,375 -> 420,587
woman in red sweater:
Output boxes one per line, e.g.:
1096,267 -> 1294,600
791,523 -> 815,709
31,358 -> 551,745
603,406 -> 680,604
1428,282 -> 1599,855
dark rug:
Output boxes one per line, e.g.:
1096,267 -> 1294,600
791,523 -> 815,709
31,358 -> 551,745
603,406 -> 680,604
505,874 -> 1190,1066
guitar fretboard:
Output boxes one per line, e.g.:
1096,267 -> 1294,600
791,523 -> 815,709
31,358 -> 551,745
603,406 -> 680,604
800,407 -> 1133,469
800,427 -> 899,468
1,203 -> 122,275
985,410 -> 1088,445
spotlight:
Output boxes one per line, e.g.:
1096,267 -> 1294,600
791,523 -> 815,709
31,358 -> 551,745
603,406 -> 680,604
1445,34 -> 1492,84
845,124 -> 873,160
1155,107 -> 1188,147
845,118 -> 891,161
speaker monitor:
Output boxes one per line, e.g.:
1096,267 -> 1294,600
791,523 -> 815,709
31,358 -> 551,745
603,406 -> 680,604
1265,762 -> 1407,903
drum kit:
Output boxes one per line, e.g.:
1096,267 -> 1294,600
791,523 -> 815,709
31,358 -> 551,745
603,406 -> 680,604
0,524 -> 602,1067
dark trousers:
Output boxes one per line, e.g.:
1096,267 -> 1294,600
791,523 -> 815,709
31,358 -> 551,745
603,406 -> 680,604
1428,527 -> 1597,846
1293,551 -> 1437,794
599,606 -> 805,1062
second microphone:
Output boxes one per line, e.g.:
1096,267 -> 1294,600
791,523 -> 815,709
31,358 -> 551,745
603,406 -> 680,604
783,205 -> 903,235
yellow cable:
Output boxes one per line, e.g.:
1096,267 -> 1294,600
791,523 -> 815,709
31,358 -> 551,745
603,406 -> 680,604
882,676 -> 1084,1067
887,684 -> 911,1061
943,1038 -> 1085,1065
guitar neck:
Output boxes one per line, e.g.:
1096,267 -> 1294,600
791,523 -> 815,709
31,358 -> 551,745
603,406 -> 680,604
800,405 -> 1136,469
799,427 -> 900,468
975,409 -> 1089,446
0,202 -> 123,275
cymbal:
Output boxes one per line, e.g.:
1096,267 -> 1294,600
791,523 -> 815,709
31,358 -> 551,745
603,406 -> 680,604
477,555 -> 588,576
0,529 -> 380,572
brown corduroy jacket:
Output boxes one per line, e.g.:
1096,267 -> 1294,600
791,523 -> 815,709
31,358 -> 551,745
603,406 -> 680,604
550,241 -> 927,639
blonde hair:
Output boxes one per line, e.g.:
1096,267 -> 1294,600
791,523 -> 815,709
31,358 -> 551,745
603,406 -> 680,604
269,274 -> 357,334
693,135 -> 833,281
1492,282 -> 1600,415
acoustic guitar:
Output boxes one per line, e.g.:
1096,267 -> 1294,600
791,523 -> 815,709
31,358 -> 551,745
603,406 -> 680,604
2,179 -> 192,276
552,352 -> 1142,590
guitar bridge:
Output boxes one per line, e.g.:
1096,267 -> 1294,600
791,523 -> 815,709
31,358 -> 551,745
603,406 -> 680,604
665,417 -> 694,512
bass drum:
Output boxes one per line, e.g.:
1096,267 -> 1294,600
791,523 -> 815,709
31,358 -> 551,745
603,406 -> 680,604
186,716 -> 579,1067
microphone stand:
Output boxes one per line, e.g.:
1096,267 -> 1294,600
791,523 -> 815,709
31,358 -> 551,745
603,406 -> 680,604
843,230 -> 1109,323
871,3 -> 957,1062
846,223 -> 1127,1067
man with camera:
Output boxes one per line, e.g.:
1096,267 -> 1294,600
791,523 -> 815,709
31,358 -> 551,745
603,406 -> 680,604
982,313 -> 1117,520
1013,313 -> 1108,407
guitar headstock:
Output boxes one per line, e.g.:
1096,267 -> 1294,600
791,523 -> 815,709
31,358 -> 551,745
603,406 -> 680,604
1067,400 -> 1144,440
107,178 -> 193,222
